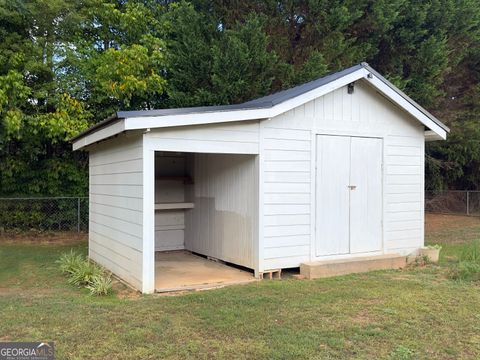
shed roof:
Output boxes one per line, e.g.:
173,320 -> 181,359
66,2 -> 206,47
72,63 -> 449,150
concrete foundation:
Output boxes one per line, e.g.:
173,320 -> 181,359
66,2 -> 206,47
300,254 -> 406,279
155,251 -> 256,292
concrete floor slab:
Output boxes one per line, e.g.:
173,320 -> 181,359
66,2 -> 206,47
300,254 -> 406,279
155,251 -> 255,292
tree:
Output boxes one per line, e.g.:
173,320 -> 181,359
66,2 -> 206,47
0,0 -> 168,195
161,2 -> 286,107
62,0 -> 168,119
1,0 -> 480,195
0,0 -> 92,195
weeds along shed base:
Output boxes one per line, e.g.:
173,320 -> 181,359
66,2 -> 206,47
71,63 -> 449,293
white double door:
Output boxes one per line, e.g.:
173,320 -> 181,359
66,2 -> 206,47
316,135 -> 383,256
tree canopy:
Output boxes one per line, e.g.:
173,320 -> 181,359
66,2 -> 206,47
1,0 -> 479,195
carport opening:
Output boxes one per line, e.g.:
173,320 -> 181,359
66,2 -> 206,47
154,151 -> 257,292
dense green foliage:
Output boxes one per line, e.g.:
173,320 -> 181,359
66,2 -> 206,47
1,0 -> 479,195
0,197 -> 88,232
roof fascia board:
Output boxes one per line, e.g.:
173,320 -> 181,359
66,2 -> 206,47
72,119 -> 125,150
73,65 -> 448,149
364,64 -> 449,133
124,108 -> 271,130
365,74 -> 447,140
267,68 -> 368,118
425,130 -> 443,141
124,68 -> 368,131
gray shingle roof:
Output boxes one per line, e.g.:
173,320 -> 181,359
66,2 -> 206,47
116,63 -> 365,119
71,62 -> 449,142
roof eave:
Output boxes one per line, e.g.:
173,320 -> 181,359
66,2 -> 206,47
362,63 -> 450,134
71,62 -> 450,150
425,130 -> 446,141
71,117 -> 126,151
123,67 -> 368,133
69,112 -> 122,143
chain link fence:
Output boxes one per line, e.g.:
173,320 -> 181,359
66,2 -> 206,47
1,192 -> 478,232
425,191 -> 480,216
0,197 -> 88,233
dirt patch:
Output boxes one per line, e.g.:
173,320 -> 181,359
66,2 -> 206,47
351,309 -> 375,324
0,231 -> 87,244
425,213 -> 480,234
0,287 -> 69,297
113,280 -> 142,300
388,273 -> 417,281
0,282 -> 141,300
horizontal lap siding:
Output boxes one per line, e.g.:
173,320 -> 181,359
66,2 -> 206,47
88,135 -> 143,289
314,81 -> 425,257
262,124 -> 311,270
384,135 -> 424,254
260,79 -> 426,270
148,121 -> 260,154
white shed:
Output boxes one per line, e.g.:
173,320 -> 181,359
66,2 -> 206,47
72,63 -> 449,293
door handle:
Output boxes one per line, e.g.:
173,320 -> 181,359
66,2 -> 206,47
348,185 -> 357,190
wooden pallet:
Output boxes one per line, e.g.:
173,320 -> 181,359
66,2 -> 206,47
259,269 -> 282,280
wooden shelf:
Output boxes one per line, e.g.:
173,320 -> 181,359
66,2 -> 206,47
155,202 -> 194,210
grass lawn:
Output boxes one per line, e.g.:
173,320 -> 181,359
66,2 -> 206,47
1,214 -> 479,359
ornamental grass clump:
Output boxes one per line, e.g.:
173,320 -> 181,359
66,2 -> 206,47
86,274 -> 113,296
448,240 -> 480,282
67,260 -> 103,287
460,240 -> 480,263
57,250 -> 84,275
449,261 -> 480,282
57,251 -> 113,296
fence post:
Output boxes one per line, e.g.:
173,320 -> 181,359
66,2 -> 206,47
77,197 -> 81,232
467,191 -> 470,216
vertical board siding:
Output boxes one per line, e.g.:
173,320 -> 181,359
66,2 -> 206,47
262,79 -> 425,270
184,154 -> 257,269
88,135 -> 143,289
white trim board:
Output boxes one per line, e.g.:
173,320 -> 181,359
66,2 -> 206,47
72,65 -> 448,150
141,135 -> 155,294
365,75 -> 447,140
73,120 -> 125,151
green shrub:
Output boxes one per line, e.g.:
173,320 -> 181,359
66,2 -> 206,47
56,250 -> 85,275
459,240 -> 480,263
413,254 -> 431,267
86,274 -> 113,296
448,261 -> 480,281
